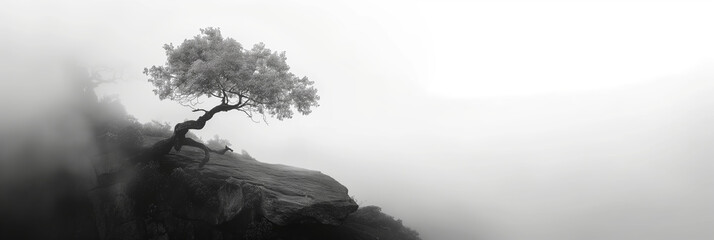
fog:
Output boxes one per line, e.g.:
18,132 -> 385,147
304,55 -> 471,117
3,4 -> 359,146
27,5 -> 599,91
2,0 -> 714,239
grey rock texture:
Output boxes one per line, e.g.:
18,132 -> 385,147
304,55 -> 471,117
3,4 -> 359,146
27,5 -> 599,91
88,137 -> 358,240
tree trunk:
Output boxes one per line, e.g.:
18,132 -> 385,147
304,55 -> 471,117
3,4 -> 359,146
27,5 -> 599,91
144,103 -> 235,167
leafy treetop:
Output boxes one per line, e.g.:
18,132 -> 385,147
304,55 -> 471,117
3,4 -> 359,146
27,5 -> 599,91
144,27 -> 319,121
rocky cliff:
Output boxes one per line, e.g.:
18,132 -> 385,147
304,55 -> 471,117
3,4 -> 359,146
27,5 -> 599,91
89,137 -> 360,240
1,134 -> 420,240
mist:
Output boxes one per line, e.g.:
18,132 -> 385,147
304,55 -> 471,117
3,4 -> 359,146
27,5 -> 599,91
2,0 -> 714,239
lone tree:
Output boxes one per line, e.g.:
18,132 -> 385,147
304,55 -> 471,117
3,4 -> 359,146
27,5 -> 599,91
143,27 -> 319,167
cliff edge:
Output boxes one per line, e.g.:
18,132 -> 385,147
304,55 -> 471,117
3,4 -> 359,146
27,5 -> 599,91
89,137 -> 358,240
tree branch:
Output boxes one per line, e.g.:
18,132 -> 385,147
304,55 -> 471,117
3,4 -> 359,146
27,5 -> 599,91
228,94 -> 246,109
221,89 -> 228,104
225,90 -> 266,105
238,109 -> 261,123
261,112 -> 269,126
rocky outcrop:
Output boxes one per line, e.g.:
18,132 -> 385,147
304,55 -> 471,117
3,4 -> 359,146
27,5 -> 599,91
89,140 -> 358,240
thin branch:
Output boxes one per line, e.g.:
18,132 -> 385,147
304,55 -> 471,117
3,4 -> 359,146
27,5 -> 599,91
192,109 -> 208,113
238,98 -> 257,109
214,76 -> 231,105
226,91 -> 266,105
176,94 -> 203,108
178,101 -> 193,108
238,109 -> 261,123
228,95 -> 246,109
261,113 -> 269,126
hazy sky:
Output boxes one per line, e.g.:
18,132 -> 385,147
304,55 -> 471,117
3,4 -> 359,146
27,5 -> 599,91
3,0 -> 714,239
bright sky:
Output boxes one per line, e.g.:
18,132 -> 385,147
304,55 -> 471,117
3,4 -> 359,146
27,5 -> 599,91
3,1 -> 714,239
417,1 -> 714,97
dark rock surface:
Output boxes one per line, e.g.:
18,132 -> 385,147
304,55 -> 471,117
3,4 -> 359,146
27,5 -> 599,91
88,137 -> 359,240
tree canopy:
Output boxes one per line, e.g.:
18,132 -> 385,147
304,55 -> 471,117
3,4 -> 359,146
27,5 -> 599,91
144,27 -> 319,121
142,27 -> 320,167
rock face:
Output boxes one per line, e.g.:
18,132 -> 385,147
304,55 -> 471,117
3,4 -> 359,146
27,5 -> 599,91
89,142 -> 358,240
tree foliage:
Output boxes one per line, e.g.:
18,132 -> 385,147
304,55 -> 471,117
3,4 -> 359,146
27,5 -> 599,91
144,27 -> 319,121
141,27 -> 319,167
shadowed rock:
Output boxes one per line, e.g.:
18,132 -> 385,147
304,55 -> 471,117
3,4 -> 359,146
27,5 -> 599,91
159,151 -> 358,226
89,137 -> 358,240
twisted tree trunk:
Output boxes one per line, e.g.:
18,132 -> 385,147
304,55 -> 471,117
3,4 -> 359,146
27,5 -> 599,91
146,103 -> 236,167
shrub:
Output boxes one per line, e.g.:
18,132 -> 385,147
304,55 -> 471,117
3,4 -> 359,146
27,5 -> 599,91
117,123 -> 144,152
206,135 -> 232,150
240,150 -> 251,157
349,206 -> 421,240
141,120 -> 202,143
141,120 -> 173,137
